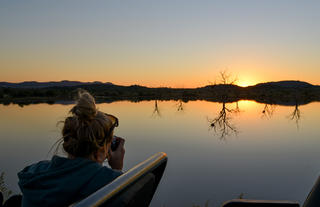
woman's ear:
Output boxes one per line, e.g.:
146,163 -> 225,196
95,146 -> 107,164
105,142 -> 111,160
106,142 -> 111,153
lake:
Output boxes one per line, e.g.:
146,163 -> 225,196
1,100 -> 320,206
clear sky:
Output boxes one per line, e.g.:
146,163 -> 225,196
0,0 -> 319,87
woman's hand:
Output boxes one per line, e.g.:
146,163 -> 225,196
108,136 -> 125,170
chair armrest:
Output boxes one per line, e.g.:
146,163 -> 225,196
72,152 -> 167,207
303,176 -> 320,207
222,199 -> 300,207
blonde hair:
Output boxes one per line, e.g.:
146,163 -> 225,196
61,90 -> 118,157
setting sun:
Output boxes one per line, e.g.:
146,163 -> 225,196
236,79 -> 256,87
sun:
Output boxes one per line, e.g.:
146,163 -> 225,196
236,80 -> 256,87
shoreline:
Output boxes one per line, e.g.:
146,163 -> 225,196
1,81 -> 320,106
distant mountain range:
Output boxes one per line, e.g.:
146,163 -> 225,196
1,80 -> 320,106
253,80 -> 315,88
0,81 -> 114,88
0,80 -> 317,89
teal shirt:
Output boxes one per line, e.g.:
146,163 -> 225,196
18,156 -> 122,207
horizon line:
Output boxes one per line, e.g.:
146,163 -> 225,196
0,79 -> 317,89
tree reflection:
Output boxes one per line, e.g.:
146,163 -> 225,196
261,104 -> 276,119
151,100 -> 161,117
176,100 -> 184,112
288,102 -> 301,129
233,101 -> 241,115
208,102 -> 239,140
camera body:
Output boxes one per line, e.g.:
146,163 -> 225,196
111,136 -> 120,151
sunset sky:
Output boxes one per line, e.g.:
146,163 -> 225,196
1,0 -> 319,88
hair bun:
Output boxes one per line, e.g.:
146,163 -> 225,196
61,89 -> 118,158
70,89 -> 97,121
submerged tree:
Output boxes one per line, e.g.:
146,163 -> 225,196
208,102 -> 239,140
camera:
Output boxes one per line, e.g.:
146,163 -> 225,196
111,136 -> 120,151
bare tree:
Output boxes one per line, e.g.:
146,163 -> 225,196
208,102 -> 238,140
219,70 -> 238,85
208,70 -> 238,86
207,70 -> 240,139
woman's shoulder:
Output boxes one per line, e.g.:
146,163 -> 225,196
99,165 -> 123,178
18,159 -> 51,179
80,166 -> 122,197
49,155 -> 123,182
18,155 -> 93,180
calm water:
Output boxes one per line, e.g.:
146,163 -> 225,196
1,100 -> 320,206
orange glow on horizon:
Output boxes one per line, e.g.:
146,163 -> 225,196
236,80 -> 257,87
1,78 -> 319,88
1,71 -> 320,88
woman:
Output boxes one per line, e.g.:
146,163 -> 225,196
17,90 -> 125,207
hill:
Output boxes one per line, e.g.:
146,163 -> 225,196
253,80 -> 314,88
0,80 -> 319,106
0,81 -> 113,88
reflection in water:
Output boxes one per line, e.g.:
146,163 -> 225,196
208,102 -> 239,140
152,100 -> 161,117
233,101 -> 241,115
0,101 -> 320,207
176,100 -> 184,112
0,172 -> 12,201
149,99 -> 304,138
261,104 -> 276,119
288,102 -> 301,130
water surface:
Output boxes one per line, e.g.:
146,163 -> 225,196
1,100 -> 320,206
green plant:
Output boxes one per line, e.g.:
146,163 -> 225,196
0,172 -> 12,202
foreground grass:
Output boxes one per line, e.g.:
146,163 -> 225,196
0,172 -> 12,202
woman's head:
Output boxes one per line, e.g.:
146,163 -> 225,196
61,90 -> 118,160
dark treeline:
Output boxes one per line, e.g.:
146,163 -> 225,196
1,81 -> 320,106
